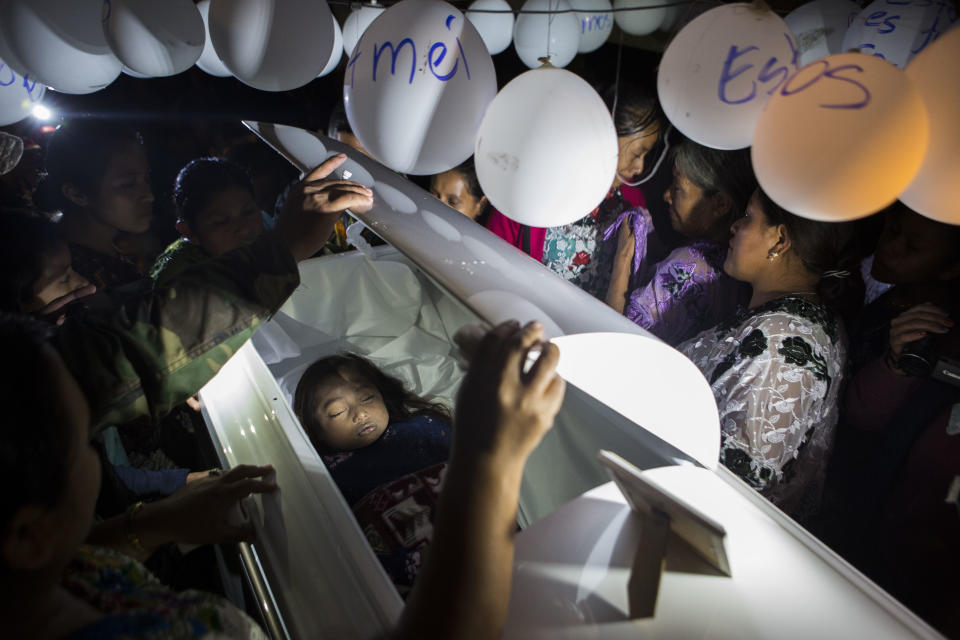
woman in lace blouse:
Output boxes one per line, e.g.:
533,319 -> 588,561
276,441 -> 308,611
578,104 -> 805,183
606,140 -> 755,345
678,189 -> 863,521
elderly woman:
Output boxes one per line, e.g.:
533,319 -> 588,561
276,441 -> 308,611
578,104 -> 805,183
677,188 -> 864,522
606,140 -> 756,345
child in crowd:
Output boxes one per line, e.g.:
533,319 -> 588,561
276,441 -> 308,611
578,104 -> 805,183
0,214 -> 92,319
606,140 -> 755,345
294,353 -> 452,595
429,158 -> 489,225
150,157 -> 264,285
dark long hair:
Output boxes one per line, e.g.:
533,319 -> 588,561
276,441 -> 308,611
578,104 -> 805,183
173,157 -> 255,227
757,189 -> 868,327
293,353 -> 451,452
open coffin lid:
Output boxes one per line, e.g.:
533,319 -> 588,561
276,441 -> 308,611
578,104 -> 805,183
197,124 -> 944,640
196,123 -> 722,636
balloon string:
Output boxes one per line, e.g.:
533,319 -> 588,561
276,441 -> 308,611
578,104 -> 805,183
547,0 -> 554,62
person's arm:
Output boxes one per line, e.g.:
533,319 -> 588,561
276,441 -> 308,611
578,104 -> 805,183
395,321 -> 565,640
484,209 -> 521,246
845,303 -> 951,431
714,324 -> 829,493
56,155 -> 373,432
605,208 -> 654,314
606,221 -> 635,313
87,464 -> 277,562
112,465 -> 190,497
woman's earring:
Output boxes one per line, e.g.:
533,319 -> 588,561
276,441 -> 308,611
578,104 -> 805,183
767,250 -> 779,261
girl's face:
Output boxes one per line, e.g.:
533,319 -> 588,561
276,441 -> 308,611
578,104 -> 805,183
430,170 -> 487,221
724,192 -> 780,283
310,369 -> 390,450
185,186 -> 264,257
663,166 -> 717,239
26,242 -> 90,310
615,125 -> 660,187
91,142 -> 154,234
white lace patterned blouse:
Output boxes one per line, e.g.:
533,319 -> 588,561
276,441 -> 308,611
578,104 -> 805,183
677,296 -> 847,520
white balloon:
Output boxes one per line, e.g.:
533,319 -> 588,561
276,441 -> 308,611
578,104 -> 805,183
318,15 -> 343,77
575,0 -> 614,53
209,0 -> 336,91
785,0 -> 859,67
842,0 -> 957,69
657,3 -> 799,150
121,66 -> 151,78
513,0 -> 581,69
467,0 -> 515,56
344,0 -> 497,175
343,5 -> 386,58
103,0 -> 204,77
0,0 -> 120,94
196,0 -> 231,78
475,67 -> 618,227
0,60 -> 45,126
752,53 -> 929,221
613,0 -> 666,36
658,3 -> 682,33
900,27 -> 960,225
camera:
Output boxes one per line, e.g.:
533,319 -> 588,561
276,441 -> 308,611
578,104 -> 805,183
897,334 -> 960,389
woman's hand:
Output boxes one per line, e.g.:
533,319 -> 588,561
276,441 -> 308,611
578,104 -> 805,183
453,321 -> 565,465
615,218 -> 636,260
278,154 -> 374,261
138,464 -> 278,546
887,303 -> 952,373
37,283 -> 96,325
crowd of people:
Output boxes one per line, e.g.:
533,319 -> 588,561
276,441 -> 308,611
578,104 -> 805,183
0,63 -> 956,639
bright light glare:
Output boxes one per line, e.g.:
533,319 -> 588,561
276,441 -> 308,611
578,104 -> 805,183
32,105 -> 52,121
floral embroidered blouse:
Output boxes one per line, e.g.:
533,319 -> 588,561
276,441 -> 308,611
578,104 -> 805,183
677,296 -> 847,520
63,545 -> 267,639
541,184 -> 645,300
625,239 -> 749,346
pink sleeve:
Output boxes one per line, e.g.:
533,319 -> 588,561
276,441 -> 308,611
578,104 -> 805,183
484,209 -> 546,261
619,184 -> 648,209
485,208 -> 520,245
844,357 -> 922,432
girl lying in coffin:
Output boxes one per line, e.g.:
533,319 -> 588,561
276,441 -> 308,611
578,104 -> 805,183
294,354 -> 452,595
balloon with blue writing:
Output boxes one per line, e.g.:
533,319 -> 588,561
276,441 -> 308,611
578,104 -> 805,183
104,0 -> 205,78
195,0 -> 231,78
613,0 -> 666,37
785,0 -> 860,67
900,28 -> 960,225
343,0 -> 497,175
343,4 -> 386,58
513,0 -> 581,69
0,60 -> 46,126
474,67 -> 618,227
576,0 -> 614,53
0,0 -> 120,94
752,53 -> 928,221
842,0 -> 957,70
318,15 -> 343,78
657,3 -> 799,150
209,0 -> 336,91
466,0 -> 515,56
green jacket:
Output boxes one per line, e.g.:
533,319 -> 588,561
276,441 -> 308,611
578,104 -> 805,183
56,232 -> 299,433
149,237 -> 210,288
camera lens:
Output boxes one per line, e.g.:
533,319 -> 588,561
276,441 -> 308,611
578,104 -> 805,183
897,334 -> 937,377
